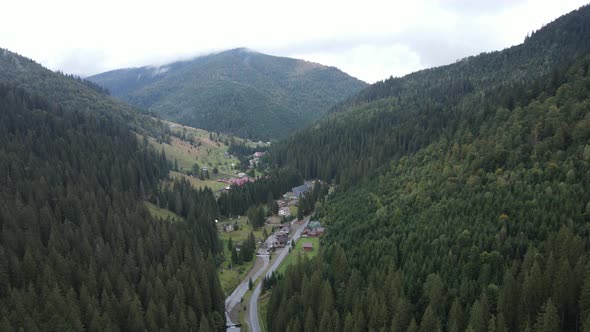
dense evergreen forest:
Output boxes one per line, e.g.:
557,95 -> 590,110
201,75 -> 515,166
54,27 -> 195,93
0,84 -> 226,330
0,48 -> 171,143
268,5 -> 590,187
266,6 -> 590,332
217,168 -> 302,216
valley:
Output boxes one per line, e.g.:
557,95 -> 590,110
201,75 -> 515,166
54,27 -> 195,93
2,3 -> 590,332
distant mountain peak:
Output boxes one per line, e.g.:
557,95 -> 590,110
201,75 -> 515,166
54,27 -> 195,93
88,49 -> 367,140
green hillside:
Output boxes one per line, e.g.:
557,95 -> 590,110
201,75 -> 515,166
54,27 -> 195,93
89,48 -> 367,139
0,48 -> 170,141
269,5 -> 590,186
0,52 -> 226,330
266,5 -> 590,332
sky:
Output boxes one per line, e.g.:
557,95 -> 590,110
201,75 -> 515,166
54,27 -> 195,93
1,0 -> 588,83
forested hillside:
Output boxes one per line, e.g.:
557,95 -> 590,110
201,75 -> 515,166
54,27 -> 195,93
89,48 -> 367,139
0,80 -> 226,329
0,48 -> 171,142
266,5 -> 590,332
268,46 -> 590,332
268,5 -> 590,186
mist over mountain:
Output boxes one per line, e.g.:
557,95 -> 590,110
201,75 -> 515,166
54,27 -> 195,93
89,48 -> 367,139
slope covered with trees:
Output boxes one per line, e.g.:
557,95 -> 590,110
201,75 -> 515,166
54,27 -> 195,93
88,48 -> 367,139
0,48 -> 171,142
0,66 -> 226,329
268,5 -> 590,187
265,5 -> 590,332
268,46 -> 590,332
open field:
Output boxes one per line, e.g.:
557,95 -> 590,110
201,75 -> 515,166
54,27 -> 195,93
141,119 -> 262,191
217,218 -> 273,294
169,171 -> 227,191
144,201 -> 182,222
277,236 -> 320,275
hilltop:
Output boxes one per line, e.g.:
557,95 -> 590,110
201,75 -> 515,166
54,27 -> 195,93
88,48 -> 367,139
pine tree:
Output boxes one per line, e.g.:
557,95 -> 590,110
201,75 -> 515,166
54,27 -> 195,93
488,314 -> 497,332
343,312 -> 354,332
582,313 -> 590,332
406,318 -> 418,332
534,298 -> 559,332
419,305 -> 440,332
581,272 -> 590,326
448,298 -> 463,332
304,308 -> 316,332
469,299 -> 487,332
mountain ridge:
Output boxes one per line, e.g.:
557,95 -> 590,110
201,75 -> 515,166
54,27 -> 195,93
269,3 -> 590,183
89,48 -> 367,139
265,5 -> 590,331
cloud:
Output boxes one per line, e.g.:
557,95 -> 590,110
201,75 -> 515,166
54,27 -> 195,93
0,0 -> 587,83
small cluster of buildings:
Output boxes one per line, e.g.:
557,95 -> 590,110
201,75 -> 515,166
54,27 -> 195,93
217,174 -> 255,188
248,152 -> 265,168
283,180 -> 322,201
283,183 -> 312,201
279,206 -> 291,217
303,221 -> 325,237
273,225 -> 291,248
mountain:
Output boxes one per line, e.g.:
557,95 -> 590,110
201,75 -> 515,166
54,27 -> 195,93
88,48 -> 367,139
266,5 -> 590,331
0,48 -> 171,141
269,5 -> 590,184
0,51 -> 226,330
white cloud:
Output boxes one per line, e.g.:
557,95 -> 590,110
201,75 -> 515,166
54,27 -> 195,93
1,0 -> 587,83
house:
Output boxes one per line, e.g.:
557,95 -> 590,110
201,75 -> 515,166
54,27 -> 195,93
303,242 -> 313,252
254,152 -> 265,158
283,192 -> 297,200
223,224 -> 234,232
238,172 -> 246,178
292,184 -> 310,198
277,199 -> 288,207
249,158 -> 260,167
279,207 -> 291,217
273,232 -> 289,248
308,221 -> 322,229
304,221 -> 324,237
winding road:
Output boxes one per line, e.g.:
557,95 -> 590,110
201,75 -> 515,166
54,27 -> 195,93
225,239 -> 273,330
247,217 -> 309,332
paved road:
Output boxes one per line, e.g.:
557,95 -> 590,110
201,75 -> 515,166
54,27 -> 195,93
225,248 -> 272,330
247,217 -> 310,332
225,226 -> 280,331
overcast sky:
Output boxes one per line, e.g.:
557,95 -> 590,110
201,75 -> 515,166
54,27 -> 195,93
1,0 -> 587,83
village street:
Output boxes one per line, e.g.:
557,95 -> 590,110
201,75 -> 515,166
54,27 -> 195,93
225,233 -> 274,330
247,217 -> 310,332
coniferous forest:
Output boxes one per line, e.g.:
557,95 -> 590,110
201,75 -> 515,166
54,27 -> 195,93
265,7 -> 590,332
2,3 -> 590,332
0,85 -> 225,330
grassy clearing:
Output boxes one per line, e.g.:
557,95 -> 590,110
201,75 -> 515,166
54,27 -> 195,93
144,201 -> 182,222
169,171 -> 227,192
141,120 -> 252,192
277,237 -> 320,275
217,218 -> 273,294
289,205 -> 298,217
